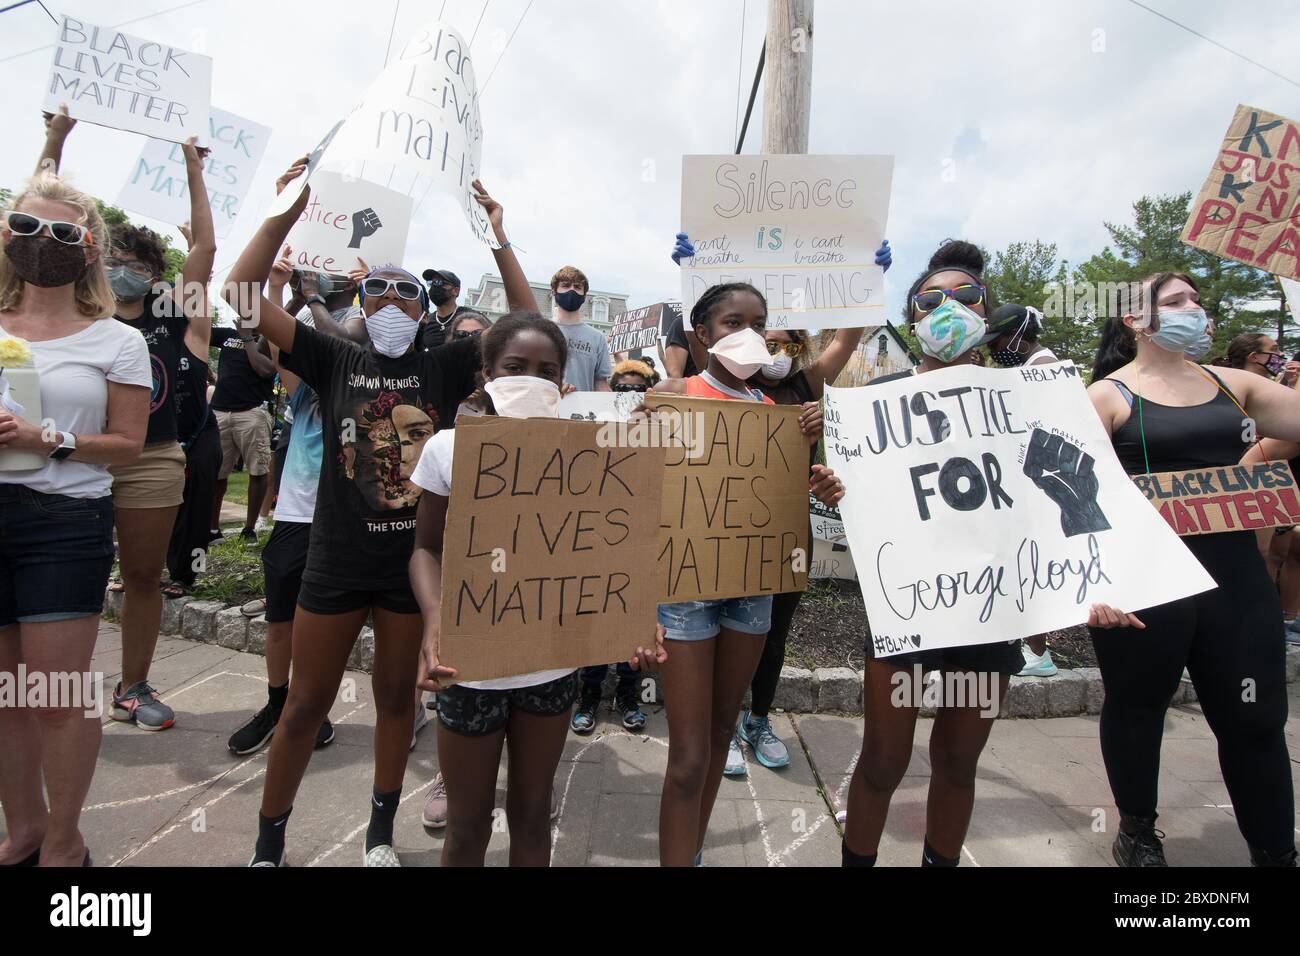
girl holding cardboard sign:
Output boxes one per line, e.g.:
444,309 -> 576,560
1089,273 -> 1300,867
648,280 -> 838,866
222,162 -> 532,867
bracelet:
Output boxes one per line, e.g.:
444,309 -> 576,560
498,240 -> 511,250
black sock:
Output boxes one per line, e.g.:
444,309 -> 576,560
921,838 -> 960,867
365,787 -> 401,852
267,682 -> 289,712
841,840 -> 877,867
254,808 -> 291,864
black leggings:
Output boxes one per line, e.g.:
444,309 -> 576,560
1090,530 -> 1293,856
166,423 -> 222,587
750,588 -> 804,717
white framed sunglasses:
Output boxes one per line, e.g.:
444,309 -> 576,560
361,276 -> 422,300
3,210 -> 94,246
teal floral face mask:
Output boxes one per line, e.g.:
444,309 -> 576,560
914,299 -> 987,362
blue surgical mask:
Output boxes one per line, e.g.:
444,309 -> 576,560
109,267 -> 153,302
1184,332 -> 1212,361
1150,307 -> 1208,353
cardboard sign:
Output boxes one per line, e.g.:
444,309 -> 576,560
438,416 -> 665,682
1133,461 -> 1300,535
117,108 -> 270,237
680,155 -> 893,330
43,15 -> 212,145
325,19 -> 491,244
823,362 -> 1215,656
283,170 -> 412,276
645,394 -> 809,602
1182,104 -> 1300,280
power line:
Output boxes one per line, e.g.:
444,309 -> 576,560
733,0 -> 746,149
736,40 -> 764,154
0,0 -> 212,64
1126,0 -> 1300,90
469,0 -> 490,47
480,0 -> 533,94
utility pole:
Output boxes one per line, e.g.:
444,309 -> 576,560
761,0 -> 813,154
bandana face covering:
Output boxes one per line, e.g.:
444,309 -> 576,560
707,327 -> 771,379
914,299 -> 987,362
364,303 -> 420,358
3,234 -> 90,288
484,375 -> 562,418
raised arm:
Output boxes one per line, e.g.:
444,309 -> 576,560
35,105 -> 75,175
804,326 -> 867,398
472,180 -> 538,312
178,137 -> 217,358
265,251 -> 302,395
221,158 -> 310,354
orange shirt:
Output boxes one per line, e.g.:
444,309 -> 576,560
683,373 -> 775,404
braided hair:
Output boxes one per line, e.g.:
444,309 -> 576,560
689,282 -> 767,330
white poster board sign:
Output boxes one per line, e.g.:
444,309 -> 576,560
823,363 -> 1215,656
283,170 -> 412,276
680,155 -> 892,330
43,15 -> 212,145
117,108 -> 271,237
325,19 -> 491,244
558,391 -> 640,422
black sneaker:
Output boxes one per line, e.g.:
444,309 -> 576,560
228,703 -> 279,755
570,693 -> 600,735
315,716 -> 335,749
616,688 -> 646,731
239,527 -> 258,543
1249,844 -> 1297,867
1113,814 -> 1167,867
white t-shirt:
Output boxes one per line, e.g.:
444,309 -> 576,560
411,428 -> 577,692
1031,346 -> 1061,364
0,318 -> 150,498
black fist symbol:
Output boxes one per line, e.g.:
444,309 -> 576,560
348,208 -> 383,249
1022,427 -> 1111,537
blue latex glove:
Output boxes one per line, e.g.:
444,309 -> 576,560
671,232 -> 695,265
875,239 -> 892,272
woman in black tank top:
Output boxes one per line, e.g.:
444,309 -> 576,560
1087,271 -> 1300,867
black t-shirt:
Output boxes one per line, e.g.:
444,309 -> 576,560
756,369 -> 817,469
280,327 -> 480,589
173,345 -> 215,446
666,315 -> 699,377
210,327 -> 275,412
416,306 -> 473,352
116,293 -> 191,444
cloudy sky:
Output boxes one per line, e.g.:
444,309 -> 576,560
2,0 -> 1298,322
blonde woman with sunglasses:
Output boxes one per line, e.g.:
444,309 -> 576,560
0,174 -> 150,867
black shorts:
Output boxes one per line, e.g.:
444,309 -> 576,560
436,672 -> 579,737
868,635 -> 1023,676
296,578 -> 421,616
261,520 -> 310,623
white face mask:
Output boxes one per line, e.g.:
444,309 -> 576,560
760,351 -> 793,380
364,304 -> 421,358
708,327 -> 770,379
484,375 -> 562,419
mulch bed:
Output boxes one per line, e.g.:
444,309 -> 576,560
786,579 -> 1096,670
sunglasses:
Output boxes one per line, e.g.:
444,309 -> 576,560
611,382 -> 649,393
452,328 -> 483,340
911,283 -> 985,315
361,277 -> 422,300
765,340 -> 803,357
4,210 -> 93,246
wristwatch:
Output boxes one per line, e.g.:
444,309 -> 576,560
306,294 -> 327,308
49,431 -> 76,460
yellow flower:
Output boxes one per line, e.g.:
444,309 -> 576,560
0,336 -> 34,367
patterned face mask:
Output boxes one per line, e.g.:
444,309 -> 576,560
913,299 -> 987,362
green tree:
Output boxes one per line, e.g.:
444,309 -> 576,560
982,239 -> 1099,366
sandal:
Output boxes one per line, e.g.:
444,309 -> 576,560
240,598 -> 267,618
107,581 -> 126,593
160,582 -> 192,599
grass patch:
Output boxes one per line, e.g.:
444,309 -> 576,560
189,530 -> 270,606
224,470 -> 249,506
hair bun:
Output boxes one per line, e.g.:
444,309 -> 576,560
927,239 -> 984,276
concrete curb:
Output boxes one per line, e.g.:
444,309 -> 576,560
104,589 -> 1300,716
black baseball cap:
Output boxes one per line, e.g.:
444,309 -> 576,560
422,268 -> 460,288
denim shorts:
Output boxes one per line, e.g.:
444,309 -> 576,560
0,485 -> 116,628
657,595 -> 774,641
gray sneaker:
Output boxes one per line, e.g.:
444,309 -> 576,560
723,735 -> 747,777
111,681 -> 175,731
738,710 -> 790,769
1285,618 -> 1300,646
421,772 -> 447,829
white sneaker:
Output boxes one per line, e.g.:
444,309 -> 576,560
363,844 -> 400,867
723,735 -> 747,777
411,703 -> 429,750
1018,644 -> 1058,677
254,516 -> 273,533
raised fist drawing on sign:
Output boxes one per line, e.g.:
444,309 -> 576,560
349,208 -> 383,249
1022,427 -> 1111,537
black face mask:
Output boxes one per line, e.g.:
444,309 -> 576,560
4,234 -> 90,288
990,347 -> 1028,367
429,286 -> 452,306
